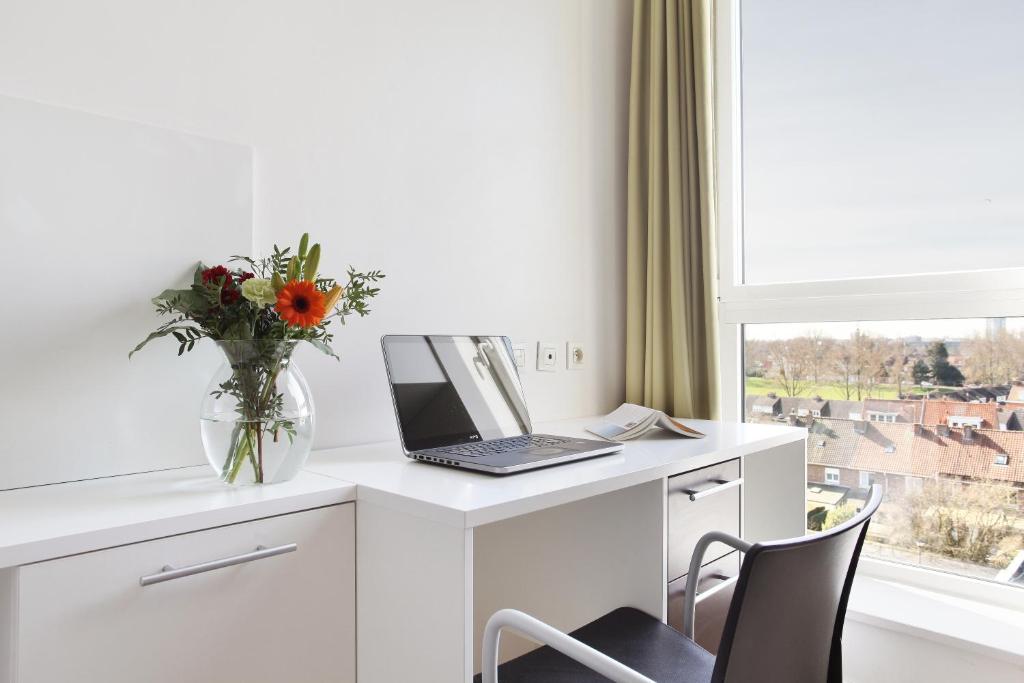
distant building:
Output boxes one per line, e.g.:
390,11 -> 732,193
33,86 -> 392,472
744,393 -> 781,421
921,400 -> 999,430
826,399 -> 863,421
780,396 -> 827,419
987,317 -> 1007,338
863,399 -> 921,424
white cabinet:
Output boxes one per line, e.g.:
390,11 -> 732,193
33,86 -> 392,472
9,504 -> 354,683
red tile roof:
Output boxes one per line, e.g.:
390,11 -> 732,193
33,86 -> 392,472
913,426 -> 1024,483
920,400 -> 999,429
806,418 -> 1024,484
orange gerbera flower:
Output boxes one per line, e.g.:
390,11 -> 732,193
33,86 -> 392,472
276,280 -> 326,328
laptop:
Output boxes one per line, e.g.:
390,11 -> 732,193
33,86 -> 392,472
381,335 -> 623,474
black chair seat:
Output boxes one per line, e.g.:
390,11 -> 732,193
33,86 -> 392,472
473,607 -> 715,683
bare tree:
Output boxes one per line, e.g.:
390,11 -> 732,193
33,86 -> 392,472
893,479 -> 1021,566
766,338 -> 813,397
850,331 -> 889,400
962,330 -> 1024,385
833,341 -> 856,400
807,330 -> 836,386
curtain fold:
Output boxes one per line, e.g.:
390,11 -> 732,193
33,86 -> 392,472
625,0 -> 719,419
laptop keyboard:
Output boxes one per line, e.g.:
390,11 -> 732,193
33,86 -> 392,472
437,435 -> 571,457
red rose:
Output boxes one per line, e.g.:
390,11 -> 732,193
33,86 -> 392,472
201,265 -> 233,286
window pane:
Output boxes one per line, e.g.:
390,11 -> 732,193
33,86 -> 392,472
744,318 -> 1024,586
740,1 -> 1024,284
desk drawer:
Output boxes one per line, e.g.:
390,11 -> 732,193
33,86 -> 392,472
667,551 -> 739,653
13,505 -> 355,683
667,459 -> 741,582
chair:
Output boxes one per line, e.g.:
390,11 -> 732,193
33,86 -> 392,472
479,485 -> 883,683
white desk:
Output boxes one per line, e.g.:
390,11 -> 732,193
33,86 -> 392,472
307,416 -> 806,682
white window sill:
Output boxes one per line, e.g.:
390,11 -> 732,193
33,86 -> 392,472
848,575 -> 1024,667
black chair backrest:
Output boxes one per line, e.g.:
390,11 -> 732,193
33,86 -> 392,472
711,485 -> 883,683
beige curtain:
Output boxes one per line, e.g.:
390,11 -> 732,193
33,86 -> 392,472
625,0 -> 719,419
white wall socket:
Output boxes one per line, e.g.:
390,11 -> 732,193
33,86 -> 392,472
511,343 -> 527,369
566,342 -> 584,370
537,342 -> 558,372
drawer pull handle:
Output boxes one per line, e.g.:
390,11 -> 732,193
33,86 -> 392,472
681,477 -> 742,501
139,543 -> 298,587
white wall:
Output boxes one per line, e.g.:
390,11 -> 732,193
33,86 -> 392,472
844,619 -> 1024,683
0,0 -> 633,476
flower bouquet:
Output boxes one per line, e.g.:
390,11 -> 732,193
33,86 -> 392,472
131,234 -> 383,484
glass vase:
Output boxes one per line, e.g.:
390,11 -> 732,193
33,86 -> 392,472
199,340 -> 315,485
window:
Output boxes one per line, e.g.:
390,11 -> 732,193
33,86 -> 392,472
741,320 -> 1024,585
738,0 -> 1024,285
719,1 -> 1024,591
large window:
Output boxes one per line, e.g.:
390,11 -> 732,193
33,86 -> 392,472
717,0 -> 1024,593
744,319 -> 1024,585
739,0 -> 1024,285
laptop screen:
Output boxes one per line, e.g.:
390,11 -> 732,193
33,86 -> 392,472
382,335 -> 532,452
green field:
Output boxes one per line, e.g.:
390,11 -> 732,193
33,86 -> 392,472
744,376 -> 901,400
743,377 -> 961,400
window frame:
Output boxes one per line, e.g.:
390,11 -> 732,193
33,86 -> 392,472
713,0 -> 1024,598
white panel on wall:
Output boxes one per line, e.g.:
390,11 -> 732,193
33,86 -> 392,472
0,95 -> 252,490
0,0 -> 632,456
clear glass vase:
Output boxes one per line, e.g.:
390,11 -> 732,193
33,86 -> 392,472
200,340 -> 315,485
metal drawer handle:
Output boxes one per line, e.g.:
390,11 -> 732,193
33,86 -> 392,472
681,477 -> 742,501
139,543 -> 297,587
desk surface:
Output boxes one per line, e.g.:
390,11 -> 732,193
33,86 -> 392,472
306,416 -> 805,528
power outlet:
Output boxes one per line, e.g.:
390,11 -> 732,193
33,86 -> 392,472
566,342 -> 584,370
511,343 -> 527,369
537,342 -> 558,372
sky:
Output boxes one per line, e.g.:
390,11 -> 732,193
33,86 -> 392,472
740,0 -> 1024,285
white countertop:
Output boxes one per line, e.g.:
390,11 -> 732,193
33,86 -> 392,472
0,467 -> 355,569
306,417 -> 805,528
0,417 -> 803,567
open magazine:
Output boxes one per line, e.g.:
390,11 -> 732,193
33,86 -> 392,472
586,403 -> 705,441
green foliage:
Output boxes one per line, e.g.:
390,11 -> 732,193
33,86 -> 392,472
823,502 -> 858,530
129,232 -> 385,360
928,342 -> 965,386
911,359 -> 931,385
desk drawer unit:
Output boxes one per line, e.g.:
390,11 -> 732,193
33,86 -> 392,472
9,504 -> 355,683
667,458 -> 741,582
666,459 -> 741,653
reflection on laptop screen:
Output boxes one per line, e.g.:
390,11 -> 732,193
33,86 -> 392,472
382,335 -> 532,452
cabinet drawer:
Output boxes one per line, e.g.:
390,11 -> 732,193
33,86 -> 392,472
667,459 -> 741,581
13,504 -> 354,683
667,551 -> 739,654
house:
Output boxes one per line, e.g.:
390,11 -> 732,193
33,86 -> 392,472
825,399 -> 863,421
920,400 -> 999,430
807,419 -> 925,497
779,396 -> 827,419
1008,382 -> 1024,402
863,399 -> 921,424
745,393 -> 782,421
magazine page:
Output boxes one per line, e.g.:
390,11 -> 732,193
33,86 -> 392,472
585,403 -> 658,441
656,413 -> 705,438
